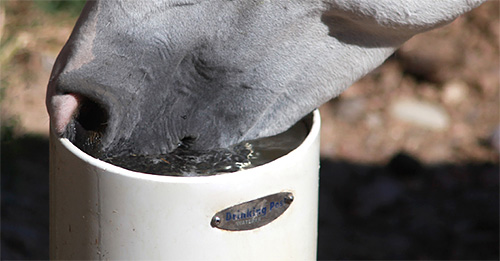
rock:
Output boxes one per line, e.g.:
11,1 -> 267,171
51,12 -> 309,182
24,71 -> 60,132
442,80 -> 468,105
334,98 -> 366,123
390,99 -> 450,130
365,113 -> 383,128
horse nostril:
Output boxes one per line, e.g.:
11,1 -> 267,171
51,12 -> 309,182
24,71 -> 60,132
179,136 -> 197,149
69,96 -> 110,158
76,97 -> 109,134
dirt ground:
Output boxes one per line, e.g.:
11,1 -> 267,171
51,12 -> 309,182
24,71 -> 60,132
1,1 -> 499,260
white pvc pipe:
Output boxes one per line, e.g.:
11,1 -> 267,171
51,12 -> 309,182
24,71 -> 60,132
50,110 -> 320,260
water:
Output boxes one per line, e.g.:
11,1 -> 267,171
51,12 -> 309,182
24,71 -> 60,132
95,116 -> 311,176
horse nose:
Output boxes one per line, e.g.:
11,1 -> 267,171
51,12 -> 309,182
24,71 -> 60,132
49,92 -> 109,134
48,91 -> 110,156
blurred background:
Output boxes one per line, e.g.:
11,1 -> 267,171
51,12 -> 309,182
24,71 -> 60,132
1,1 -> 498,259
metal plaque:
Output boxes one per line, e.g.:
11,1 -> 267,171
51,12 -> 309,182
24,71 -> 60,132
211,192 -> 294,231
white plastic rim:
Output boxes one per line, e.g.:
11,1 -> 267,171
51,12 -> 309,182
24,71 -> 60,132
50,110 -> 320,260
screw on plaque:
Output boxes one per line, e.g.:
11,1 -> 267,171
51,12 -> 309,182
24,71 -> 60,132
284,194 -> 294,204
211,216 -> 221,227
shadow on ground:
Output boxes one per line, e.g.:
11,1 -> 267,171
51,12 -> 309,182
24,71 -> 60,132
1,134 -> 49,259
318,157 -> 499,260
1,135 -> 498,260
